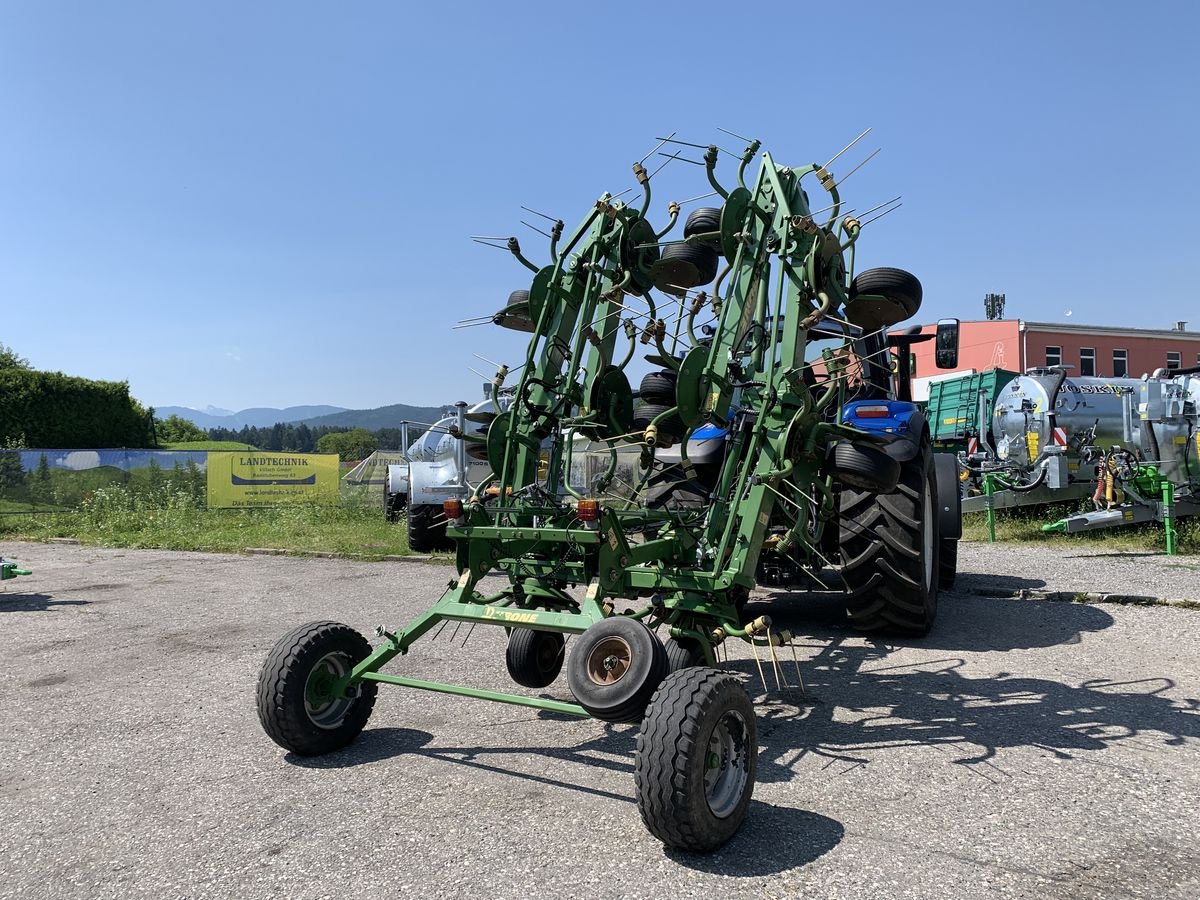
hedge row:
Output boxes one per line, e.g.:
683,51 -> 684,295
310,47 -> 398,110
0,368 -> 154,448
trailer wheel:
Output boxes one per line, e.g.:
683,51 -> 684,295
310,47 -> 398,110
683,207 -> 723,243
664,636 -> 705,672
567,617 -> 667,723
938,537 -> 958,590
506,629 -> 566,688
635,668 -> 757,852
632,402 -> 682,447
839,445 -> 940,635
406,503 -> 453,553
256,621 -> 378,756
384,492 -> 406,523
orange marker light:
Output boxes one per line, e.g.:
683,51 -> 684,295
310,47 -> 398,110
443,499 -> 464,520
577,499 -> 600,522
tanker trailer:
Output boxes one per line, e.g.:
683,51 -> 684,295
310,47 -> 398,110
1042,368 -> 1200,550
963,366 -> 1199,549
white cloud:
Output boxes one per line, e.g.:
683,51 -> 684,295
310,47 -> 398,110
56,451 -> 101,470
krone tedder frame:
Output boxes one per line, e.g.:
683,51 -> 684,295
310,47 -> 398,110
258,135 -> 952,851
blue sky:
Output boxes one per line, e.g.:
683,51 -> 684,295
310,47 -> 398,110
2,1 -> 1196,411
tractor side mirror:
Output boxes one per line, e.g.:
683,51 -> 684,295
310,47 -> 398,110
935,318 -> 960,369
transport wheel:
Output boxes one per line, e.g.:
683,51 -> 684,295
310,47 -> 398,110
639,370 -> 678,404
839,445 -> 940,635
652,242 -> 720,292
567,617 -> 668,723
635,668 -> 757,852
256,621 -> 378,756
683,207 -> 722,242
663,636 -> 705,672
848,267 -> 923,317
632,401 -> 682,447
828,441 -> 901,493
938,537 -> 958,590
406,503 -> 453,552
506,629 -> 566,688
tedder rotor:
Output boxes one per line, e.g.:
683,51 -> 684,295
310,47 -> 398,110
257,134 -> 957,851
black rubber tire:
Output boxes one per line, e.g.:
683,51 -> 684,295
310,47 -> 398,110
406,503 -> 453,553
663,636 -> 705,672
506,629 -> 566,688
938,537 -> 958,591
635,668 -> 757,852
639,370 -> 677,404
567,617 -> 668,723
632,401 -> 682,447
256,621 -> 378,756
839,447 -> 939,635
828,441 -> 901,493
849,267 -> 922,317
506,289 -> 529,306
683,207 -> 722,242
384,492 -> 406,523
654,242 -> 720,290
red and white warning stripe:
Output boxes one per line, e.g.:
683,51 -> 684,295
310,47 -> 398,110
1052,426 -> 1068,447
967,436 -> 979,455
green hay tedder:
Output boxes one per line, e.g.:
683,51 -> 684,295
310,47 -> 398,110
257,133 -> 960,851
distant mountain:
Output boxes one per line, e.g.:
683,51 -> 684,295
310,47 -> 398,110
300,403 -> 450,430
156,405 -> 349,429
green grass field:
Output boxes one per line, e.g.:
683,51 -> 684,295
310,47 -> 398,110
0,483 -> 415,558
961,500 -> 1199,553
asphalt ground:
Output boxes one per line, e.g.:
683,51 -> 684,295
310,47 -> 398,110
1,540 -> 1199,900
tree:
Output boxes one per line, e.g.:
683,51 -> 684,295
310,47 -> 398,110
155,415 -> 208,444
0,343 -> 30,370
316,428 -> 378,461
30,453 -> 53,506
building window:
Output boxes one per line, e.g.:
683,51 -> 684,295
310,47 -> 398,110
1167,351 -> 1181,369
1113,349 -> 1128,377
1045,346 -> 1062,367
1079,347 -> 1095,376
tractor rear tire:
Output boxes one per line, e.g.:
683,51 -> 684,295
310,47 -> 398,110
938,537 -> 958,590
635,668 -> 757,852
839,446 -> 940,635
256,621 -> 378,756
567,617 -> 668,723
406,503 -> 453,553
506,629 -> 566,688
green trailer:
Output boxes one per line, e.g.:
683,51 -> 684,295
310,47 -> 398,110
926,367 -> 1018,451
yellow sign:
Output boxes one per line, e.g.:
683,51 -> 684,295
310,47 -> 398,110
206,453 -> 340,509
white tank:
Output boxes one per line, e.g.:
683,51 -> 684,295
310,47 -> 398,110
992,371 -> 1200,484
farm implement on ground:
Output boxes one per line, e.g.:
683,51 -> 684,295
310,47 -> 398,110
258,133 -> 961,850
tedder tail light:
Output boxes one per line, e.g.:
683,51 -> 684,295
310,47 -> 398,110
576,498 -> 601,525
854,405 -> 890,418
443,499 -> 464,521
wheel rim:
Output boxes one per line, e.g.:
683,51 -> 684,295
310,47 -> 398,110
922,477 -> 935,592
304,651 -> 354,729
704,709 -> 751,818
586,636 -> 632,685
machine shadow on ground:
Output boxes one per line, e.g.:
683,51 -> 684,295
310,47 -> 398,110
0,591 -> 91,613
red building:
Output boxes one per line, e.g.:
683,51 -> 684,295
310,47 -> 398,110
906,319 -> 1200,400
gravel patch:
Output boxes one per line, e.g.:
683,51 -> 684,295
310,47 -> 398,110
1,540 -> 1198,899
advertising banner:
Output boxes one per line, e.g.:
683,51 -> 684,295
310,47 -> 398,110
206,453 -> 339,509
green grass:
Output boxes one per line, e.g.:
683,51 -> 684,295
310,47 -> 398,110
162,440 -> 257,450
0,483 -> 414,558
961,499 -> 1200,554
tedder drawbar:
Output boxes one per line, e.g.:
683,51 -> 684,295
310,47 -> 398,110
257,134 -> 962,851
